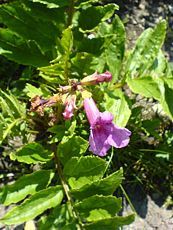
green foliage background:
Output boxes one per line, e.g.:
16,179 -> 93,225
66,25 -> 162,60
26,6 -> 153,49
0,0 -> 172,229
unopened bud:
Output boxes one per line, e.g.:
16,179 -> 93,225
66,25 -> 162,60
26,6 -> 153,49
62,95 -> 76,120
81,71 -> 112,86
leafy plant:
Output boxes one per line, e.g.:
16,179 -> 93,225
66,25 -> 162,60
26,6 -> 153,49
0,0 -> 172,229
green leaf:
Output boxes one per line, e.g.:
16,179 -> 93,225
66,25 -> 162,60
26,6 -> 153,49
58,136 -> 88,165
126,76 -> 161,100
10,143 -> 53,164
159,82 -> 173,120
149,50 -> 172,78
125,20 -> 166,78
64,156 -> 107,189
71,52 -> 104,78
0,3 -> 59,52
63,156 -> 107,178
0,90 -> 25,118
75,0 -> 100,8
0,1 -> 66,66
78,4 -> 119,32
98,15 -> 125,81
24,83 -> 43,98
104,90 -> 131,127
38,63 -> 65,84
0,118 -> 23,144
84,214 -> 135,230
75,195 -> 122,220
127,76 -> 173,120
0,186 -> 63,225
71,168 -> 123,200
87,209 -> 111,222
29,0 -> 69,8
61,27 -> 73,54
0,170 -> 54,206
38,204 -> 72,230
0,29 -> 49,66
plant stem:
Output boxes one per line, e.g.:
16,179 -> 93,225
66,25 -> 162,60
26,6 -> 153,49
120,184 -> 138,216
53,145 -> 84,229
67,0 -> 75,27
107,148 -> 138,216
102,147 -> 114,177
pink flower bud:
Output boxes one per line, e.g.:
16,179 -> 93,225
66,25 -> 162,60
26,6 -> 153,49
81,71 -> 112,86
62,95 -> 76,120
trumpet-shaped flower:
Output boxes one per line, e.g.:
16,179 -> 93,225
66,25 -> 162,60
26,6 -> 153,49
84,98 -> 131,156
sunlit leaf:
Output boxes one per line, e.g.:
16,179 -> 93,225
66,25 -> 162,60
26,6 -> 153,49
0,186 -> 63,225
0,170 -> 54,206
84,214 -> 135,230
28,0 -> 69,8
75,195 -> 122,220
104,89 -> 131,127
71,168 -> 123,199
10,143 -> 53,164
125,20 -> 166,78
58,136 -> 88,165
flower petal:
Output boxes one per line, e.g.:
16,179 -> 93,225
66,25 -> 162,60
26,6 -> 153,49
99,111 -> 114,124
108,124 -> 131,148
84,98 -> 100,126
89,127 -> 111,156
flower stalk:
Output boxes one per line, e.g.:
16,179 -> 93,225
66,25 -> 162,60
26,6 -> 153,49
52,144 -> 84,229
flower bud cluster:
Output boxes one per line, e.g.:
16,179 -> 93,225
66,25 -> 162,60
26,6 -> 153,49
30,71 -> 112,120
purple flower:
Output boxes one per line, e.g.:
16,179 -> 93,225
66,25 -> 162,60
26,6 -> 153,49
62,95 -> 76,120
84,98 -> 131,157
81,71 -> 112,86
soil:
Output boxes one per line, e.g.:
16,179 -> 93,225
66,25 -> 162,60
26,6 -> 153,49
116,0 -> 173,62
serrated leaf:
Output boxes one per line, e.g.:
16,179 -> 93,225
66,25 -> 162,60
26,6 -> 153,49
87,209 -> 111,222
39,63 -> 65,84
149,50 -> 172,78
71,168 -> 123,200
78,4 -> 119,32
125,20 -> 166,78
75,195 -> 122,220
75,0 -> 100,8
104,90 -> 131,127
126,76 -> 161,100
61,27 -> 73,54
58,136 -> 88,165
0,170 -> 54,206
84,214 -> 135,230
0,29 -> 49,66
29,0 -> 69,8
99,15 -> 125,81
10,143 -> 53,164
159,82 -> 173,120
64,156 -> 107,189
38,204 -> 72,230
63,156 -> 107,178
1,118 -> 23,144
71,52 -> 105,78
0,3 -> 59,52
0,90 -> 25,118
0,186 -> 63,225
0,1 -> 66,66
24,83 -> 43,98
